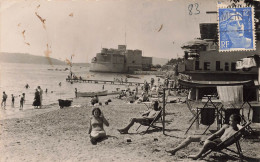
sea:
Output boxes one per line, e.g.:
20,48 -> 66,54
0,62 -> 155,118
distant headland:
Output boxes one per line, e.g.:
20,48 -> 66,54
0,52 -> 90,66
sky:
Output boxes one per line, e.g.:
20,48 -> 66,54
0,0 -> 219,63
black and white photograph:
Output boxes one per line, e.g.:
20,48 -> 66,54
0,0 -> 260,161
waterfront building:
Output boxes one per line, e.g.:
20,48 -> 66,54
90,45 -> 152,73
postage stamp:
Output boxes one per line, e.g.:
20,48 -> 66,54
218,7 -> 255,52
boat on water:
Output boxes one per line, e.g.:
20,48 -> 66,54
77,90 -> 121,97
90,45 -> 152,73
77,90 -> 108,97
126,74 -> 140,79
107,91 -> 121,95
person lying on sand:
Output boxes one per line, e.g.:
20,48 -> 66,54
166,114 -> 243,160
89,108 -> 109,145
117,101 -> 160,134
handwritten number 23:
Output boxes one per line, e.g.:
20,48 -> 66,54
188,3 -> 200,15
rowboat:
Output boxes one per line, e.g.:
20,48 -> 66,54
126,74 -> 140,79
77,90 -> 108,97
107,91 -> 121,95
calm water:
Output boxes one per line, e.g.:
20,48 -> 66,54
0,62 -> 155,113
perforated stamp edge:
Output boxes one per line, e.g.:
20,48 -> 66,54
217,3 -> 256,52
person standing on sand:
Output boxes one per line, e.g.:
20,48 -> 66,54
11,94 -> 15,107
20,94 -> 25,110
166,114 -> 243,160
33,89 -> 41,109
89,108 -> 109,145
38,86 -> 43,108
151,78 -> 154,87
1,91 -> 8,109
75,88 -> 77,98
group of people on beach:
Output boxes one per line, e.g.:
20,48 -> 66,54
88,98 -> 245,160
1,84 -> 46,110
1,91 -> 26,110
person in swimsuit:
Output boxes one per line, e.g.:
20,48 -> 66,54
1,91 -> 8,109
25,84 -> 30,89
11,94 -> 15,107
88,108 -> 109,145
20,94 -> 25,110
117,100 -> 160,134
166,114 -> 242,160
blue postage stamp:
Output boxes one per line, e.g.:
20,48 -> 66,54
218,7 -> 255,51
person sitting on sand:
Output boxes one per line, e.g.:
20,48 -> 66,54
89,108 -> 109,145
91,95 -> 99,106
117,101 -> 160,134
166,114 -> 243,160
136,92 -> 149,103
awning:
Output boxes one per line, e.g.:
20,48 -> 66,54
178,79 -> 253,88
236,55 -> 259,70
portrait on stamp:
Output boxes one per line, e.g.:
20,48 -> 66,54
218,7 -> 255,51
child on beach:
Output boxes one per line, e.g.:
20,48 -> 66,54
166,114 -> 243,160
89,108 -> 109,145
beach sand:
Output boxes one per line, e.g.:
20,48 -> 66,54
0,95 -> 260,162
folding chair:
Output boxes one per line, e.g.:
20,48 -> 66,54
185,107 -> 218,135
201,122 -> 252,161
136,108 -> 163,134
217,86 -> 254,132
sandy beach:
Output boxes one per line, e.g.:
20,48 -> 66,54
0,95 -> 260,162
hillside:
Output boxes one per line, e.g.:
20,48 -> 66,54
0,52 -> 66,65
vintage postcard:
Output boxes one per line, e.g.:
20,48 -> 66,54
0,0 -> 260,161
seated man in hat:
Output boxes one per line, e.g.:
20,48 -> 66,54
117,100 -> 161,134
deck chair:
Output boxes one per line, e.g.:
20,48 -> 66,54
201,122 -> 252,161
217,86 -> 253,131
136,107 -> 163,134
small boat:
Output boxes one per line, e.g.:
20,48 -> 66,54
126,74 -> 140,79
77,90 -> 108,97
107,91 -> 121,95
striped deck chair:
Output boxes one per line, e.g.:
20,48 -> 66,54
201,122 -> 251,161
